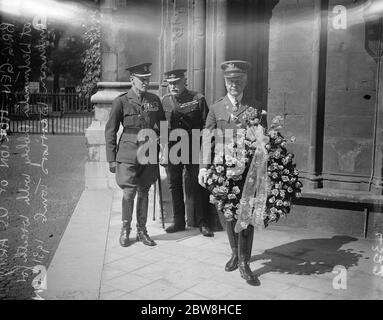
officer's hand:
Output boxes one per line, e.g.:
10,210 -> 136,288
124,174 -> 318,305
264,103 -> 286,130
246,124 -> 265,142
109,162 -> 116,173
159,144 -> 168,167
198,168 -> 208,187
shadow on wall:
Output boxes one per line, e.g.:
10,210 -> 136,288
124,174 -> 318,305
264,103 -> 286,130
251,235 -> 367,276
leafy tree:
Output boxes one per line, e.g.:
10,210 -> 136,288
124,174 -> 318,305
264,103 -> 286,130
50,34 -> 85,91
77,10 -> 101,98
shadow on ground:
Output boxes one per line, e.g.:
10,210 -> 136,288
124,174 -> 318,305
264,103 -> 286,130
251,235 -> 368,277
149,228 -> 201,241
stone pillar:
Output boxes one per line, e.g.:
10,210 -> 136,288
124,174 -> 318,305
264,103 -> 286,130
371,56 -> 383,194
187,0 -> 206,94
306,0 -> 326,190
268,0 -> 324,190
205,0 -> 227,105
100,0 -> 118,81
85,82 -> 131,189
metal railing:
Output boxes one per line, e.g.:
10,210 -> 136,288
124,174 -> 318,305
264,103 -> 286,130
1,92 -> 94,135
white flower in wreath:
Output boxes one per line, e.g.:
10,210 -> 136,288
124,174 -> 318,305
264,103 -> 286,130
270,207 -> 278,214
283,200 -> 290,207
269,213 -> 277,220
269,130 -> 278,139
231,174 -> 242,181
219,186 -> 229,194
240,221 -> 248,229
216,165 -> 224,173
224,203 -> 234,209
232,186 -> 240,195
228,193 -> 236,200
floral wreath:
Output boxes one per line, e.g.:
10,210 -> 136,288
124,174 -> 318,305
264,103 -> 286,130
205,106 -> 302,231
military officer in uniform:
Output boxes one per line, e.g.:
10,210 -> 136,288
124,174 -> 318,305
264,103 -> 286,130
105,62 -> 165,247
198,61 -> 265,284
161,69 -> 214,237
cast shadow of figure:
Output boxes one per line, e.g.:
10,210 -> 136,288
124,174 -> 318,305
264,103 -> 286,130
250,235 -> 368,281
149,228 -> 201,241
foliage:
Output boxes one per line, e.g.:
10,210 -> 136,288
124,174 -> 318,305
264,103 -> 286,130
50,35 -> 86,87
77,10 -> 101,98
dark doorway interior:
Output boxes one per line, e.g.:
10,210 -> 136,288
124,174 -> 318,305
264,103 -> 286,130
225,0 -> 278,107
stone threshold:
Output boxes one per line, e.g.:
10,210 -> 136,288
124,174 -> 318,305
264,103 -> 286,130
301,188 -> 383,206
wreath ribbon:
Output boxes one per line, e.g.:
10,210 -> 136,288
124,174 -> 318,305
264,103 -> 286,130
234,125 -> 269,233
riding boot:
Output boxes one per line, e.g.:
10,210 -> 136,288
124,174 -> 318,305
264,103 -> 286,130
136,191 -> 156,246
225,220 -> 239,272
120,198 -> 134,247
238,225 -> 257,281
119,221 -> 132,247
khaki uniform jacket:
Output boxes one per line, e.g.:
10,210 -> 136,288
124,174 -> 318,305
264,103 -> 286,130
105,89 -> 166,164
200,95 -> 266,169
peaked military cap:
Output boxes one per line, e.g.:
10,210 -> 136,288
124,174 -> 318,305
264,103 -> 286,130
220,60 -> 251,78
163,69 -> 187,83
126,62 -> 152,77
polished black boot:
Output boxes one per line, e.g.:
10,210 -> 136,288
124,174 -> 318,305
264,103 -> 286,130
119,221 -> 132,247
200,224 -> 214,237
225,221 -> 239,272
238,225 -> 258,283
165,224 -> 185,233
135,190 -> 156,246
120,196 -> 134,247
136,230 -> 156,246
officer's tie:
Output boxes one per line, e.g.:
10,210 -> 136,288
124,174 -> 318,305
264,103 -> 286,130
233,97 -> 239,112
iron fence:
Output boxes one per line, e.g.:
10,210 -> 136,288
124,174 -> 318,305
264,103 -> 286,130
1,92 -> 94,135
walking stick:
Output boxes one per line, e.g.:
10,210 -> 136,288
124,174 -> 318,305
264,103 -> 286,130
157,165 -> 165,229
152,180 -> 157,221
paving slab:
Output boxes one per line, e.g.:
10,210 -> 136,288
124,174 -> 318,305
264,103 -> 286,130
45,187 -> 381,300
42,189 -> 113,300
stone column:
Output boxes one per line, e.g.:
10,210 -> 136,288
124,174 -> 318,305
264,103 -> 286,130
187,0 -> 206,94
371,56 -> 383,194
267,0 -> 324,190
85,82 -> 131,189
205,0 -> 227,105
100,0 -> 118,81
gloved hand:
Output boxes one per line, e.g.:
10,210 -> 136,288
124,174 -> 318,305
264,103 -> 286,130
159,144 -> 168,167
109,161 -> 117,173
198,168 -> 208,187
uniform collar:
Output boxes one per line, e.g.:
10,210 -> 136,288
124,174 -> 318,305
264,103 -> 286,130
174,88 -> 188,101
227,93 -> 243,106
127,88 -> 143,104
